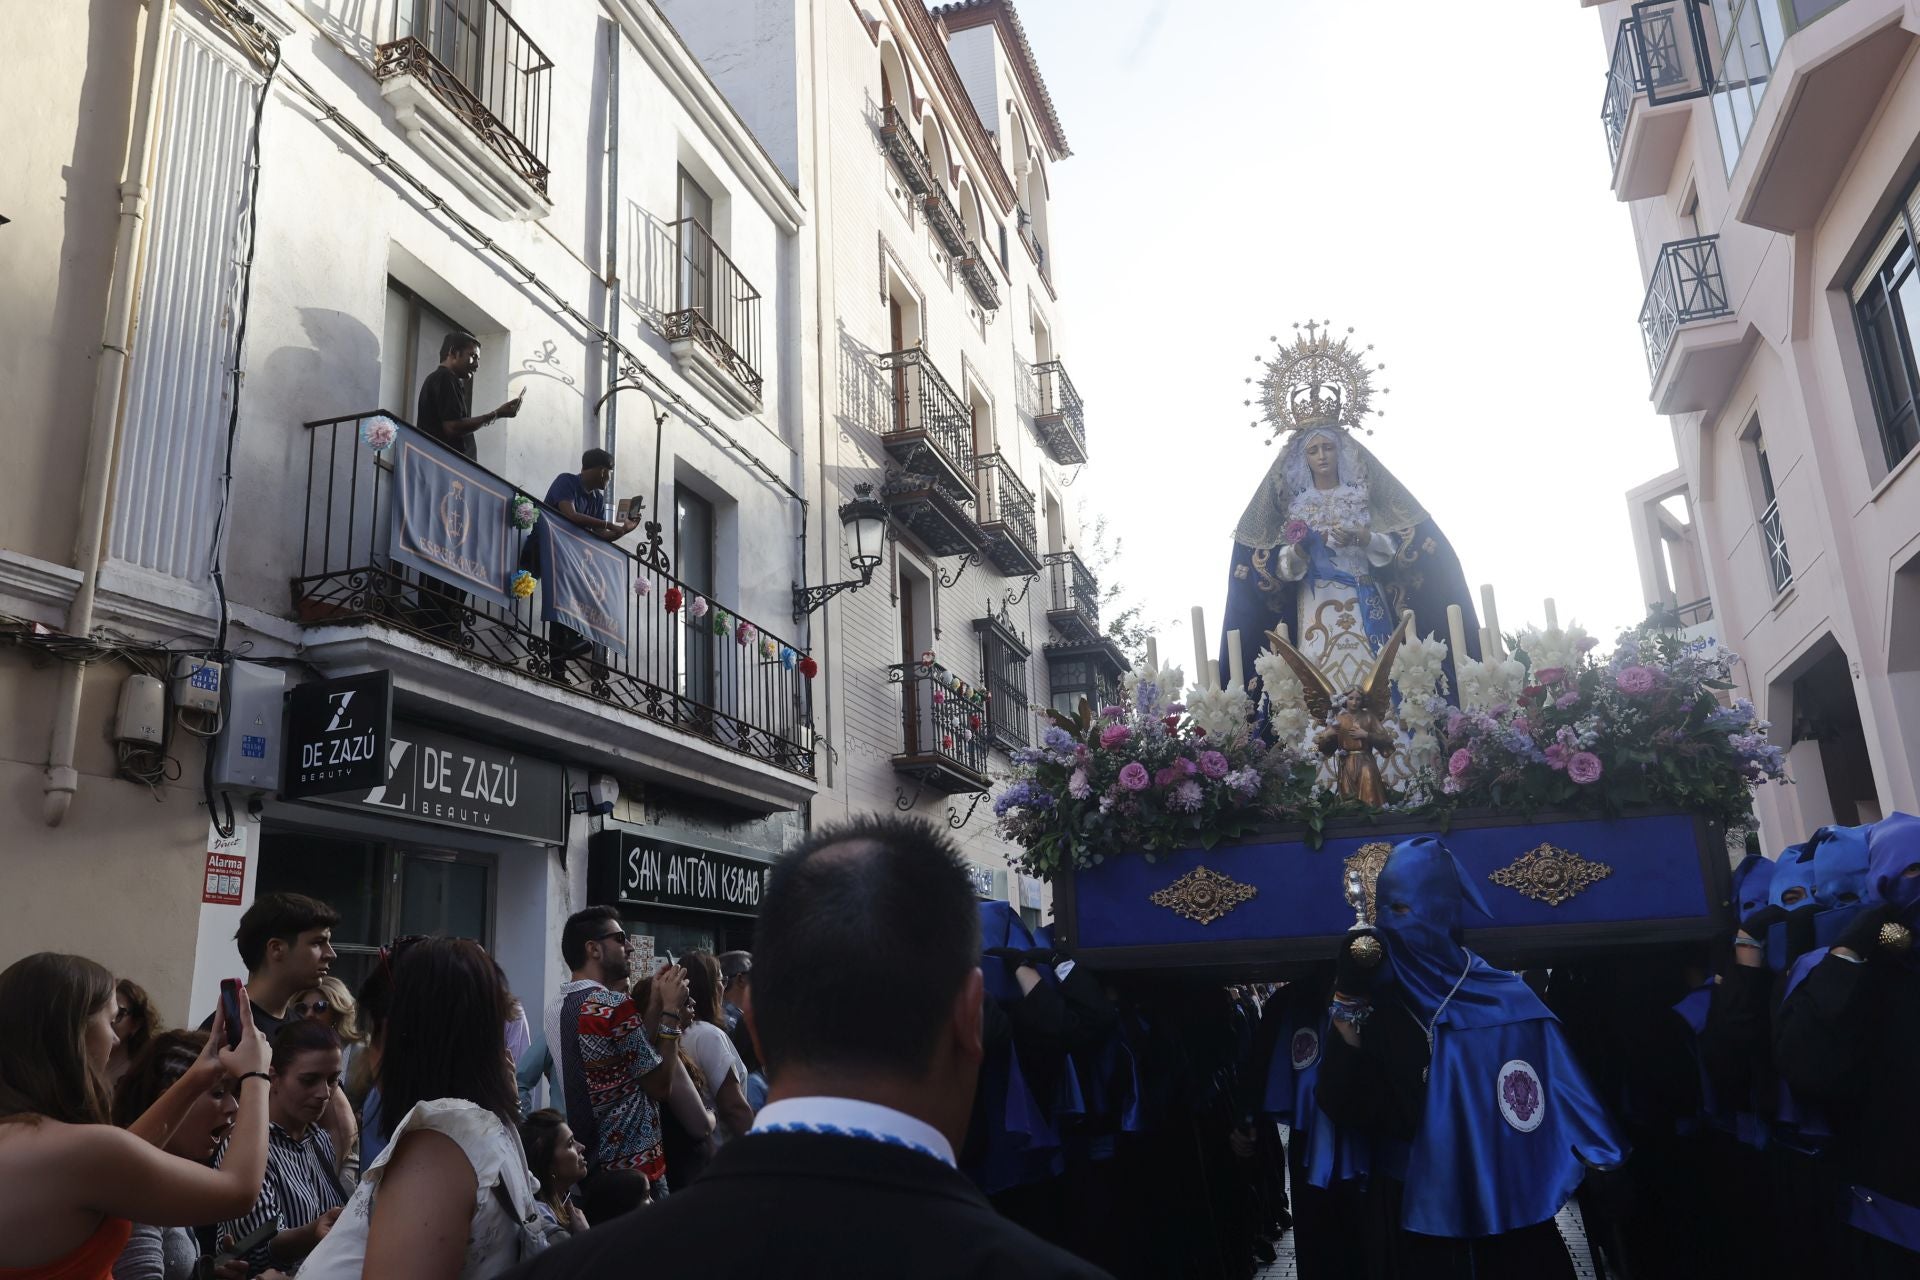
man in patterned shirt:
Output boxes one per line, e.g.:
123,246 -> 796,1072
554,906 -> 692,1214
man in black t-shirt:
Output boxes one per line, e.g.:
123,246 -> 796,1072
413,330 -> 522,635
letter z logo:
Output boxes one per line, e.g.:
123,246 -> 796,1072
325,691 -> 355,734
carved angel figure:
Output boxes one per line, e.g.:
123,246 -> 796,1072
1263,613 -> 1409,807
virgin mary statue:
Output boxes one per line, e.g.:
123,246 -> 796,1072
1220,323 -> 1481,714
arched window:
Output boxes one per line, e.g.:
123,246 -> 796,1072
957,178 -> 984,252
879,39 -> 909,115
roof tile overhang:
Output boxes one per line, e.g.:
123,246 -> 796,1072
930,0 -> 1071,160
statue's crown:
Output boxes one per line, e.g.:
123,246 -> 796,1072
1245,320 -> 1388,441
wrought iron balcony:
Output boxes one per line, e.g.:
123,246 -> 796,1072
878,104 -> 935,197
1640,235 -> 1732,381
1600,3 -> 1711,175
376,0 -> 553,196
1677,595 -> 1713,626
975,611 -> 1033,754
1044,548 -> 1099,645
956,251 -> 1001,312
922,183 -> 970,259
877,347 -> 975,501
1044,638 -> 1129,717
888,659 -> 991,794
1761,499 -> 1793,594
663,217 -> 763,400
293,411 -> 814,777
972,451 -> 1040,577
882,474 -> 983,560
1032,359 -> 1087,465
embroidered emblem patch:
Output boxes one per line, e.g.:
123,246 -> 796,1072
1290,1027 -> 1321,1071
1497,1059 -> 1544,1133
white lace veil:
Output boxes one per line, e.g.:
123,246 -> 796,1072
1233,428 -> 1429,548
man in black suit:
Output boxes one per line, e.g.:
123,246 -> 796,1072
506,814 -> 1112,1279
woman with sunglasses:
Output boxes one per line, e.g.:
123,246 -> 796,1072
0,954 -> 272,1280
302,938 -> 547,1278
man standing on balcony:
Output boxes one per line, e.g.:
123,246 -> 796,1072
539,448 -> 641,681
413,330 -> 523,638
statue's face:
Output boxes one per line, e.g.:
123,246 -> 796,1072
1305,436 -> 1338,486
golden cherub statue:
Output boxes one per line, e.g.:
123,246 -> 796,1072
1263,611 -> 1410,807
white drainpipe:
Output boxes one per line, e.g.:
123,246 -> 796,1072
45,0 -> 175,826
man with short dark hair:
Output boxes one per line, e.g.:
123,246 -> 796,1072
413,330 -> 522,638
200,891 -> 339,1044
538,448 -> 641,681
507,816 -> 1112,1279
222,1020 -> 349,1274
549,905 -> 695,1218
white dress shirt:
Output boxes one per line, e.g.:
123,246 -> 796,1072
750,1095 -> 956,1167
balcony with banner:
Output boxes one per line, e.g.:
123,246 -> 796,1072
373,0 -> 554,219
888,658 -> 991,798
1033,359 -> 1087,465
290,411 -> 816,806
663,216 -> 764,415
1599,1 -> 1713,200
1639,235 -> 1752,414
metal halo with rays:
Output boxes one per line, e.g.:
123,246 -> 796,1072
1243,320 -> 1390,442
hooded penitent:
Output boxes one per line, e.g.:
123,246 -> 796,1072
1731,851 -> 1777,918
1866,811 -> 1920,923
1807,825 -> 1872,911
1370,837 -> 1629,1238
1768,844 -> 1818,909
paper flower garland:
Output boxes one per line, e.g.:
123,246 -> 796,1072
509,570 -> 537,600
634,577 -> 651,598
711,610 -> 730,637
361,418 -> 397,451
798,656 -> 818,679
760,636 -> 777,661
664,587 -> 683,612
736,620 -> 757,645
690,595 -> 708,619
510,495 -> 540,532
780,647 -> 798,671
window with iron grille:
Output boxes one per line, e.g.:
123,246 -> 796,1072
1852,183 -> 1920,471
975,616 -> 1031,752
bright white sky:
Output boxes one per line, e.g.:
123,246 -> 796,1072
1018,0 -> 1678,665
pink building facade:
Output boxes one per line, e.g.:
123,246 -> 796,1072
1595,0 -> 1920,847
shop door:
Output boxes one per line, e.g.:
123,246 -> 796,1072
396,850 -> 494,943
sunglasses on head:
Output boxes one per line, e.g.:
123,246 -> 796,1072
292,998 -> 332,1019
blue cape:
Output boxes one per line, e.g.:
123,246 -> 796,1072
1376,838 -> 1630,1238
969,902 -> 1060,1193
1262,1002 -> 1378,1190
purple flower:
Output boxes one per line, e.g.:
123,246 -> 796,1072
1100,705 -> 1126,720
1284,518 -> 1310,546
1099,723 -> 1132,750
1576,636 -> 1599,652
1543,743 -> 1570,770
1441,775 -> 1463,795
1567,751 -> 1604,784
1153,765 -> 1183,788
1534,666 -> 1567,686
1448,748 -> 1474,779
1118,762 -> 1150,792
1446,711 -> 1467,737
1615,666 -> 1659,696
1223,768 -> 1262,794
1197,750 -> 1231,778
1170,779 -> 1205,811
1043,725 -> 1076,752
1555,691 -> 1581,710
1068,768 -> 1092,800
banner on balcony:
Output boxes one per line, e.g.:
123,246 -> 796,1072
392,429 -> 514,607
537,515 -> 630,656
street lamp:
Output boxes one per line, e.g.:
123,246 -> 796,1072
793,482 -> 890,622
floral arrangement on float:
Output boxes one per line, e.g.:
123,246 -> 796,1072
995,598 -> 1788,879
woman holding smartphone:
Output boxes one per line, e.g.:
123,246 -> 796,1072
0,953 -> 272,1280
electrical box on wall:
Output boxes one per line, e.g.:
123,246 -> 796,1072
170,655 -> 224,714
211,661 -> 286,793
114,675 -> 166,747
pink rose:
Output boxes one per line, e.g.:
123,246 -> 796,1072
1284,518 -> 1310,546
1099,724 -> 1132,749
1118,762 -> 1150,792
1448,748 -> 1473,778
1068,768 -> 1092,800
1615,666 -> 1658,696
1535,666 -> 1567,686
1198,750 -> 1231,778
1544,743 -> 1570,770
1567,751 -> 1604,784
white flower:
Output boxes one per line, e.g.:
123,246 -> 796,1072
1185,683 -> 1252,742
1457,658 -> 1527,712
1254,649 -> 1313,748
1390,632 -> 1451,705
1122,661 -> 1186,718
1515,623 -> 1592,681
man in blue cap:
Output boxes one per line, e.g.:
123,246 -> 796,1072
1314,836 -> 1629,1278
1775,812 -> 1920,1274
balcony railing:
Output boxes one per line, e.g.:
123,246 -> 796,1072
294,411 -> 814,776
877,347 -> 974,501
923,183 -> 970,258
1017,206 -> 1048,278
972,451 -> 1040,576
878,104 -> 935,197
956,252 -> 1001,312
888,660 -> 990,793
664,217 -> 764,399
1640,235 -> 1732,380
1761,499 -> 1793,594
1032,359 -> 1088,465
1677,595 -> 1713,626
1044,549 -> 1099,645
976,615 -> 1033,754
376,0 -> 553,195
1601,3 -> 1712,169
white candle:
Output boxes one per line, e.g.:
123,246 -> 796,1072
1226,630 -> 1245,691
1447,604 -> 1469,667
1273,623 -> 1288,646
1479,584 -> 1503,659
1190,606 -> 1210,692
1544,597 -> 1559,633
1208,660 -> 1222,693
1145,637 -> 1159,674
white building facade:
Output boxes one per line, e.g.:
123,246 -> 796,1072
0,0 -> 1104,1017
1595,0 -> 1920,849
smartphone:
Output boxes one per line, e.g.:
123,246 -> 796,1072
218,978 -> 244,1050
211,1221 -> 275,1270
616,497 -> 641,522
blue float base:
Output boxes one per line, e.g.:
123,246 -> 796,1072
1054,809 -> 1732,975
